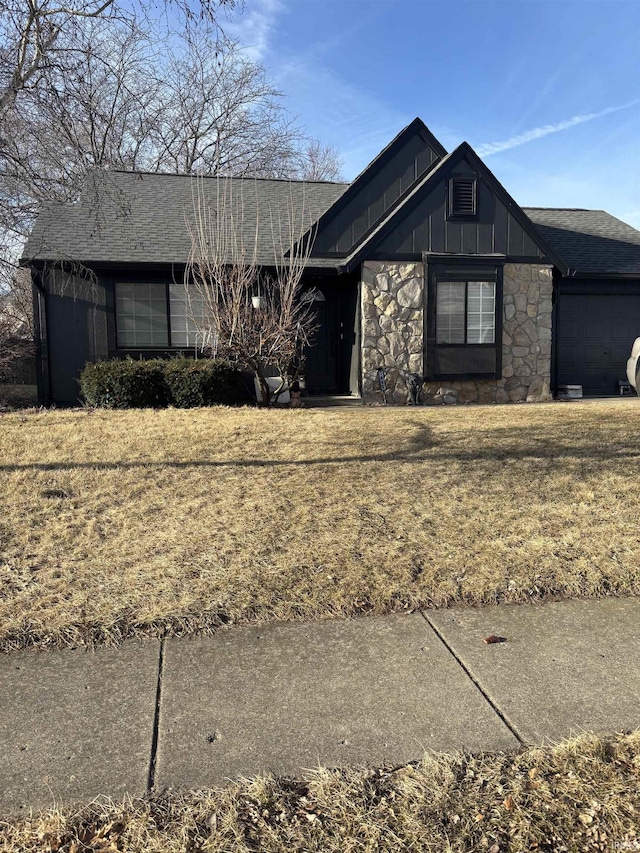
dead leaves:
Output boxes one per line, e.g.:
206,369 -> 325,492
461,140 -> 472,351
64,821 -> 125,853
483,634 -> 507,644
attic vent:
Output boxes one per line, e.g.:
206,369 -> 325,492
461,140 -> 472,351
448,177 -> 477,217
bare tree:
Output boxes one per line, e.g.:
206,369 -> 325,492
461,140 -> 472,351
0,268 -> 33,379
295,139 -> 343,182
2,25 -> 342,265
184,177 -> 318,405
0,0 -> 237,121
2,16 -> 343,343
0,15 -> 159,253
150,33 -> 304,177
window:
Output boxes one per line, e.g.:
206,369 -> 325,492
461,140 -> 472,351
448,177 -> 477,217
169,284 -> 207,348
436,281 -> 495,344
115,282 -> 168,348
426,262 -> 502,381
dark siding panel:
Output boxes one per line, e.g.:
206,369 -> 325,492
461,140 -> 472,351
477,180 -> 496,254
428,185 -> 446,252
352,203 -> 370,246
414,217 -> 429,254
522,229 -> 543,258
47,269 -> 109,404
385,175 -> 401,209
368,191 -> 385,228
416,145 -> 437,177
435,346 -> 497,376
507,213 -> 526,256
312,126 -> 444,254
371,155 -> 546,262
387,214 -> 414,254
493,200 -> 508,255
462,221 -> 479,254
445,220 -> 462,254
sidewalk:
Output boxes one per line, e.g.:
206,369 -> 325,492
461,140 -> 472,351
1,598 -> 639,814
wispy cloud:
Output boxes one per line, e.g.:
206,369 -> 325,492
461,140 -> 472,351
477,100 -> 640,158
225,0 -> 285,61
275,57 -> 409,178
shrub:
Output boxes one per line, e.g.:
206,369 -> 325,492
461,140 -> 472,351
79,359 -> 167,408
79,357 -> 244,408
163,357 -> 243,407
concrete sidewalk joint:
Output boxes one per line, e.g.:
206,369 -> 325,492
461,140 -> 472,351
0,640 -> 160,814
420,611 -> 526,746
147,638 -> 165,792
428,598 -> 640,744
2,598 -> 639,813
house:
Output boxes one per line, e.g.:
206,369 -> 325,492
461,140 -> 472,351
23,118 -> 640,406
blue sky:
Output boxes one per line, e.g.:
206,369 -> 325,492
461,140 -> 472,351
226,0 -> 640,227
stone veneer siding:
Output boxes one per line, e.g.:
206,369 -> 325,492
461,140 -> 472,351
361,261 -> 553,404
361,261 -> 424,404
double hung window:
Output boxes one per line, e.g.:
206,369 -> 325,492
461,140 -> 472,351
115,283 -> 168,348
115,282 -> 207,349
436,281 -> 496,344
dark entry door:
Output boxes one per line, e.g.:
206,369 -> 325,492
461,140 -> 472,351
556,291 -> 640,395
303,286 -> 339,392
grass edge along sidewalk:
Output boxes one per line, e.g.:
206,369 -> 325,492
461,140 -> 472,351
0,731 -> 638,853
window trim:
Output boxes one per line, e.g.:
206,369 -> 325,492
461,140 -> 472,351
425,260 -> 503,381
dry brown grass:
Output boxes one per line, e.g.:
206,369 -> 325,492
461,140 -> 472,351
1,399 -> 639,651
1,731 -> 639,852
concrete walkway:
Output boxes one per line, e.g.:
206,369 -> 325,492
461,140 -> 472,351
1,598 -> 639,814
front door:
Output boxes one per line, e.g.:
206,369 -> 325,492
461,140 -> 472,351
302,286 -> 339,392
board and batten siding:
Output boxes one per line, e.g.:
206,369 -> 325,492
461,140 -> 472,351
312,123 -> 445,256
39,269 -> 109,404
373,161 -> 545,260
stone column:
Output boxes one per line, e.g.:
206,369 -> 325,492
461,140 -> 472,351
501,263 -> 553,402
361,261 -> 424,404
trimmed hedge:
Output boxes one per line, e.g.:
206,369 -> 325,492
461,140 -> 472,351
163,357 -> 243,407
79,357 -> 243,408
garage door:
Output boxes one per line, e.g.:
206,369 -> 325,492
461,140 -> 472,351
556,292 -> 640,395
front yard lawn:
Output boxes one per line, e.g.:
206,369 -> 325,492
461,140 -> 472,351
1,399 -> 639,651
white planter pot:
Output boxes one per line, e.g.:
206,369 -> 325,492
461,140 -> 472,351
252,295 -> 266,309
254,376 -> 290,404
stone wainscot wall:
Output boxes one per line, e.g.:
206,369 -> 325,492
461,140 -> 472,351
360,260 -> 553,404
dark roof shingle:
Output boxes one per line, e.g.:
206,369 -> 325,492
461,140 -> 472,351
24,171 -> 349,267
524,208 -> 640,275
23,171 -> 640,278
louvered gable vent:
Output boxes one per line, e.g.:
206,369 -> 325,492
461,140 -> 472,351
448,177 -> 477,217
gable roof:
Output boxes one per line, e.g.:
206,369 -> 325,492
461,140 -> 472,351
21,125 -> 640,280
311,117 -> 447,255
524,208 -> 640,275
23,171 -> 349,267
337,142 -> 568,273
346,117 -> 447,189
